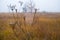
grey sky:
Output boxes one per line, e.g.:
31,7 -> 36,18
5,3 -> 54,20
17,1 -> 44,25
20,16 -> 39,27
0,0 -> 60,12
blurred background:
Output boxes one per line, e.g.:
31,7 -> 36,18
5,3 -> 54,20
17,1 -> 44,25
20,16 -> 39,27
0,0 -> 60,12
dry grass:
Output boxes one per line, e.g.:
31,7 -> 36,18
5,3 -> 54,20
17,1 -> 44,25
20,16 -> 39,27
0,12 -> 60,40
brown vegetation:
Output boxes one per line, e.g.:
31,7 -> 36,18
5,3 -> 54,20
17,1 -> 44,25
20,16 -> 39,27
0,12 -> 60,40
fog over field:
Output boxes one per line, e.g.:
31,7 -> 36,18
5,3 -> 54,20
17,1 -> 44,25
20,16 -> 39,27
0,0 -> 60,12
0,0 -> 60,40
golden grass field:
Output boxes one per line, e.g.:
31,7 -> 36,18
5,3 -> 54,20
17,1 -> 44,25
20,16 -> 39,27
0,12 -> 60,40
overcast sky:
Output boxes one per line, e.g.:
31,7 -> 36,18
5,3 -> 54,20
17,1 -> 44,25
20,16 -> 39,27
0,0 -> 60,12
